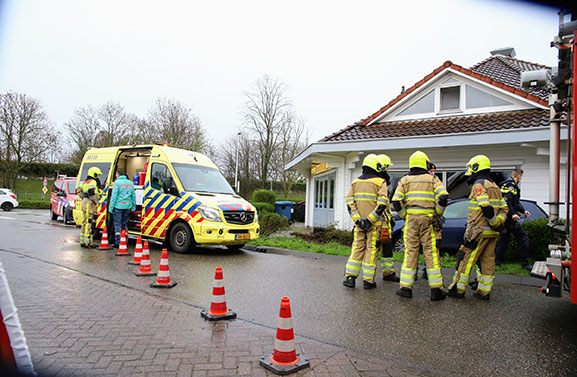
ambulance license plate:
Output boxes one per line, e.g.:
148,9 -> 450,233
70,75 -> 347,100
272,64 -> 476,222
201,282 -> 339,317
236,234 -> 250,240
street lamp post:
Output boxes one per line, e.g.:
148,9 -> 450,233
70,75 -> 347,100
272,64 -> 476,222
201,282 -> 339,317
234,132 -> 241,192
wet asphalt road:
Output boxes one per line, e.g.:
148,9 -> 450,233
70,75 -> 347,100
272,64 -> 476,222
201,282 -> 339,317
1,209 -> 576,377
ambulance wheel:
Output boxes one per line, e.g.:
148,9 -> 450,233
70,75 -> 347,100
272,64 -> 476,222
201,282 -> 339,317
50,206 -> 58,220
169,222 -> 194,253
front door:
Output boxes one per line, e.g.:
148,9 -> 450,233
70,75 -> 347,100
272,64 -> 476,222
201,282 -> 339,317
313,173 -> 335,226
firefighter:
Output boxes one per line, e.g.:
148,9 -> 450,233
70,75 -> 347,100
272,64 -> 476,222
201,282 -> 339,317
343,154 -> 393,289
77,167 -> 102,248
376,154 -> 399,282
446,155 -> 507,300
392,151 -> 449,301
495,168 -> 532,270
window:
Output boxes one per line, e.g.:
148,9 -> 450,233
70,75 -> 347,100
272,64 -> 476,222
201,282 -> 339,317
466,85 -> 512,109
172,163 -> 234,194
440,86 -> 460,111
79,163 -> 112,187
443,200 -> 469,219
398,90 -> 435,116
67,181 -> 76,194
150,163 -> 173,191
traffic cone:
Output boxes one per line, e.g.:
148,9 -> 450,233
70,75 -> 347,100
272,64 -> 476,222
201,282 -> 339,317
135,241 -> 156,277
260,297 -> 310,375
150,248 -> 176,288
98,226 -> 113,250
201,267 -> 236,320
128,235 -> 143,265
116,230 -> 131,256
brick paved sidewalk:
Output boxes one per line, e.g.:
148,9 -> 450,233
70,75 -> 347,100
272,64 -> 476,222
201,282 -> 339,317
2,251 -> 441,377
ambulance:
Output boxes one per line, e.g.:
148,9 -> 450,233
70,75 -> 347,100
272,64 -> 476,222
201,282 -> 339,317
73,144 -> 259,252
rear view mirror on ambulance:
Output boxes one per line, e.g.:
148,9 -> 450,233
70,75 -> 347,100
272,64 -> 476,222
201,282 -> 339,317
74,144 -> 260,252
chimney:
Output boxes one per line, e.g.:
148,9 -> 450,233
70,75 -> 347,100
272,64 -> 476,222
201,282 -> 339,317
490,47 -> 516,58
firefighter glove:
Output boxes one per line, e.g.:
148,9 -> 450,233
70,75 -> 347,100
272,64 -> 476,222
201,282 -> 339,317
359,218 -> 372,231
432,213 -> 443,231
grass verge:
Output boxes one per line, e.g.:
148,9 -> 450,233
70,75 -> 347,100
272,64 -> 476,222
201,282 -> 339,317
248,236 -> 531,276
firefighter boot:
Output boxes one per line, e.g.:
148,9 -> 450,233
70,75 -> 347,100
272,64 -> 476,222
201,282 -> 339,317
396,287 -> 412,299
521,259 -> 533,271
446,285 -> 465,299
469,279 -> 479,291
473,291 -> 490,300
383,273 -> 400,282
431,288 -> 446,301
343,276 -> 356,288
363,280 -> 377,290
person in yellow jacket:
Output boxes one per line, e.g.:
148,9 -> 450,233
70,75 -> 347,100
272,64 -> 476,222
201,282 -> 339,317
376,155 -> 399,283
76,167 -> 103,248
447,155 -> 507,300
344,154 -> 393,289
392,151 -> 449,301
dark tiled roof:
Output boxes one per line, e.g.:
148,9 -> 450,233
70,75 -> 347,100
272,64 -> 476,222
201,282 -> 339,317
470,55 -> 551,100
322,109 -> 548,142
320,57 -> 550,143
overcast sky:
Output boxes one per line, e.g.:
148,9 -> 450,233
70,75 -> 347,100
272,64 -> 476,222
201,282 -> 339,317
0,0 -> 562,148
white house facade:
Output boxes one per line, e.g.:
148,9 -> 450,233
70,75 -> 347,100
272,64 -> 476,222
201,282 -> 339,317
287,52 -> 567,230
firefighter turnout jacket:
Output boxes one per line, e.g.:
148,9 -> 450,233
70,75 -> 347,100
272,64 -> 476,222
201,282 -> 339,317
344,173 -> 389,283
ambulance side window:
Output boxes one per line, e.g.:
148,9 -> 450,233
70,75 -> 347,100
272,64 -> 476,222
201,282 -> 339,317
150,163 -> 173,192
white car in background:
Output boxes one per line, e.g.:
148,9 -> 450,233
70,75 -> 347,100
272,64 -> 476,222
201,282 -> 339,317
0,188 -> 19,211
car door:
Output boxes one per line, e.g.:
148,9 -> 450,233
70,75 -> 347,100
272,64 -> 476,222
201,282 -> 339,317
441,200 -> 469,251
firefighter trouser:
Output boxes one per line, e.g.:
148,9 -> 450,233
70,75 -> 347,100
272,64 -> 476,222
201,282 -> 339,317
380,240 -> 395,276
80,200 -> 98,245
345,225 -> 380,283
399,214 -> 443,289
449,237 -> 497,296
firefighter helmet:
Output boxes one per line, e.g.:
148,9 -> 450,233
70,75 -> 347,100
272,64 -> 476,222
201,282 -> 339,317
88,167 -> 102,179
465,155 -> 491,176
377,154 -> 393,171
409,151 -> 431,170
362,154 -> 381,172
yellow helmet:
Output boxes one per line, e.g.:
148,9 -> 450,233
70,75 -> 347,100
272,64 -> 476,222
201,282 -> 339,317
409,151 -> 430,170
465,155 -> 491,176
88,167 -> 102,179
377,154 -> 393,171
362,154 -> 380,172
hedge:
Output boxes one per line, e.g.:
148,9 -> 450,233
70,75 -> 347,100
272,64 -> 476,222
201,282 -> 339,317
251,190 -> 276,205
17,200 -> 51,209
258,212 -> 289,237
502,218 -> 563,262
252,202 -> 275,214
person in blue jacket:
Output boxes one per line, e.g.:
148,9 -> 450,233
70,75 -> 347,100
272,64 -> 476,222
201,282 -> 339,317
109,169 -> 136,247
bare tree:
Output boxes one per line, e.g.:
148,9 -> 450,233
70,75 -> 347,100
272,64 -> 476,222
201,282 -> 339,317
145,98 -> 211,153
217,133 -> 261,198
243,75 -> 293,186
0,91 -> 59,188
65,105 -> 100,164
275,115 -> 308,197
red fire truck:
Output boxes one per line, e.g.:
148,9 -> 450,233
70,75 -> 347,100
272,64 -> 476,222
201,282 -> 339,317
530,10 -> 576,304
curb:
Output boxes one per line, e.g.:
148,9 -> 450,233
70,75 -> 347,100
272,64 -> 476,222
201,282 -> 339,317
243,244 -> 544,288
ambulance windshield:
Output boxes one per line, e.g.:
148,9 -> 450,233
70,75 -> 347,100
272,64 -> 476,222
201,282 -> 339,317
173,163 -> 235,194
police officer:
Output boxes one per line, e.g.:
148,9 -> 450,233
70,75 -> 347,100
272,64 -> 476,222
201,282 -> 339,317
77,167 -> 102,248
344,154 -> 393,289
495,168 -> 531,270
392,151 -> 449,301
447,155 -> 507,300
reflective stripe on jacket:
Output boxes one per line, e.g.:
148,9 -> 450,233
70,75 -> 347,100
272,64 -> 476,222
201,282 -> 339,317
79,178 -> 99,203
346,177 -> 389,226
467,179 -> 508,237
392,173 -> 448,218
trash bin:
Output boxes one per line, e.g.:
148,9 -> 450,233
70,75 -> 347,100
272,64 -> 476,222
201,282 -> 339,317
275,201 -> 294,221
291,202 -> 306,222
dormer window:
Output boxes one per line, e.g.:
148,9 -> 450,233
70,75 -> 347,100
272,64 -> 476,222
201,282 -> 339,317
440,86 -> 460,111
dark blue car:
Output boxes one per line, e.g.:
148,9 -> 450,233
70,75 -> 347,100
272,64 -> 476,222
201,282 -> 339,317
391,199 -> 548,253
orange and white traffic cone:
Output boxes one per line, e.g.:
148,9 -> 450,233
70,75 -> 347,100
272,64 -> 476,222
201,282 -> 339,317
128,235 -> 143,265
201,267 -> 236,320
116,230 -> 131,256
150,248 -> 176,288
98,226 -> 113,250
135,241 -> 156,277
260,297 -> 310,375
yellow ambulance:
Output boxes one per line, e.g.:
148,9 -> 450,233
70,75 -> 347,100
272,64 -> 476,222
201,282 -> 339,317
74,144 -> 260,252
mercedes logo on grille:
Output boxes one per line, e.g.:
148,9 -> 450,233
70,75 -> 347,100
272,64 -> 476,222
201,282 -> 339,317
239,212 -> 247,223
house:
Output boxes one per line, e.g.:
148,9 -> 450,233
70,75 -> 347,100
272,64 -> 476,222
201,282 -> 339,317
286,49 -> 566,229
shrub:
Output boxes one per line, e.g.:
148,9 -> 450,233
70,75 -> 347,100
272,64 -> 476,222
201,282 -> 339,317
292,225 -> 353,247
504,218 -> 563,262
252,189 -> 276,205
258,212 -> 289,237
252,202 -> 275,214
18,200 -> 51,209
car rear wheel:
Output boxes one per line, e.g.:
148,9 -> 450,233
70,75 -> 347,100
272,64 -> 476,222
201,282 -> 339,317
169,222 -> 195,253
50,206 -> 58,220
392,233 -> 405,253
2,202 -> 13,212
